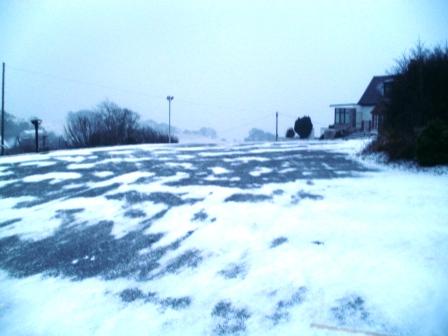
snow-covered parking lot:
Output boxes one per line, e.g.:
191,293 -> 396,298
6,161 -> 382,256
0,139 -> 447,336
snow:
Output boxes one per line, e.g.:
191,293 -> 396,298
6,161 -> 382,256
93,171 -> 114,178
223,156 -> 270,163
166,162 -> 194,170
67,163 -> 97,170
211,167 -> 231,175
0,178 -> 17,188
249,167 -> 273,176
87,171 -> 155,188
19,161 -> 57,168
23,172 -> 82,184
0,139 -> 447,335
56,155 -> 87,163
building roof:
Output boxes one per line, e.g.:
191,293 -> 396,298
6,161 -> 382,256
329,103 -> 358,108
357,75 -> 395,106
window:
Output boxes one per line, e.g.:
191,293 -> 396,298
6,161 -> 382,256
383,81 -> 392,98
335,108 -> 355,126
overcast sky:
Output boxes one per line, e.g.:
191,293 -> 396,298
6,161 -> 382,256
1,0 -> 447,140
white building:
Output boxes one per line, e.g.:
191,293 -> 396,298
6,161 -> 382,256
329,75 -> 394,135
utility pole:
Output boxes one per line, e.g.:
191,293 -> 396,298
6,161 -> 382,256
275,111 -> 278,142
1,62 -> 5,156
31,118 -> 41,153
166,95 -> 174,143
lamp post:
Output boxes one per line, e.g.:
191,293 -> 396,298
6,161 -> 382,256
166,95 -> 174,143
31,118 -> 42,153
276,111 -> 278,141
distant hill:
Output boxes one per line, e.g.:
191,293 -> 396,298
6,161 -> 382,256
244,128 -> 276,142
143,119 -> 218,142
142,120 -> 180,135
183,127 -> 217,139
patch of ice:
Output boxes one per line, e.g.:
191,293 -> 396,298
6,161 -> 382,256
57,156 -> 86,163
198,151 -> 246,158
279,168 -> 296,174
62,183 -> 86,190
0,201 -> 79,240
0,178 -> 17,188
107,150 -> 137,155
166,162 -> 194,170
96,157 -> 152,164
0,196 -> 36,212
210,167 -> 230,175
176,155 -> 195,160
89,172 -> 154,188
67,163 -> 96,170
223,156 -> 269,163
19,161 -> 57,167
110,202 -> 166,238
23,172 -> 82,184
93,171 -> 114,178
249,167 -> 273,177
156,172 -> 190,184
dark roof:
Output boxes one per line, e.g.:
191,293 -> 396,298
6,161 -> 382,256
357,75 -> 395,106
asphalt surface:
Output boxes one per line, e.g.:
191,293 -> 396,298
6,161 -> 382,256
0,141 -> 379,335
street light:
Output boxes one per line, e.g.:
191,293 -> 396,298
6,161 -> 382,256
166,95 -> 174,143
31,118 -> 42,153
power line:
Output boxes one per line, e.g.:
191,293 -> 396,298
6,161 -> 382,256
175,97 -> 271,117
7,65 -> 286,119
5,64 -> 329,138
7,65 -> 166,101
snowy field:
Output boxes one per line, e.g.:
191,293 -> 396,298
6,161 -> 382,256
0,139 -> 447,336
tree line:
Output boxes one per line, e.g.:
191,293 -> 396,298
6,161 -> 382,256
368,42 -> 448,166
65,101 -> 177,147
1,100 -> 177,154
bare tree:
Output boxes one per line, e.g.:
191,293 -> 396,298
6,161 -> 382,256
64,100 -> 176,148
64,110 -> 98,147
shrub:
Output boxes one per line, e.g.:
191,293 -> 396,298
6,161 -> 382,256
367,135 -> 415,161
416,120 -> 448,166
375,42 -> 448,165
285,128 -> 295,138
334,129 -> 349,139
294,116 -> 313,139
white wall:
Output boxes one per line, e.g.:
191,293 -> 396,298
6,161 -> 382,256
355,107 -> 363,129
359,106 -> 374,122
